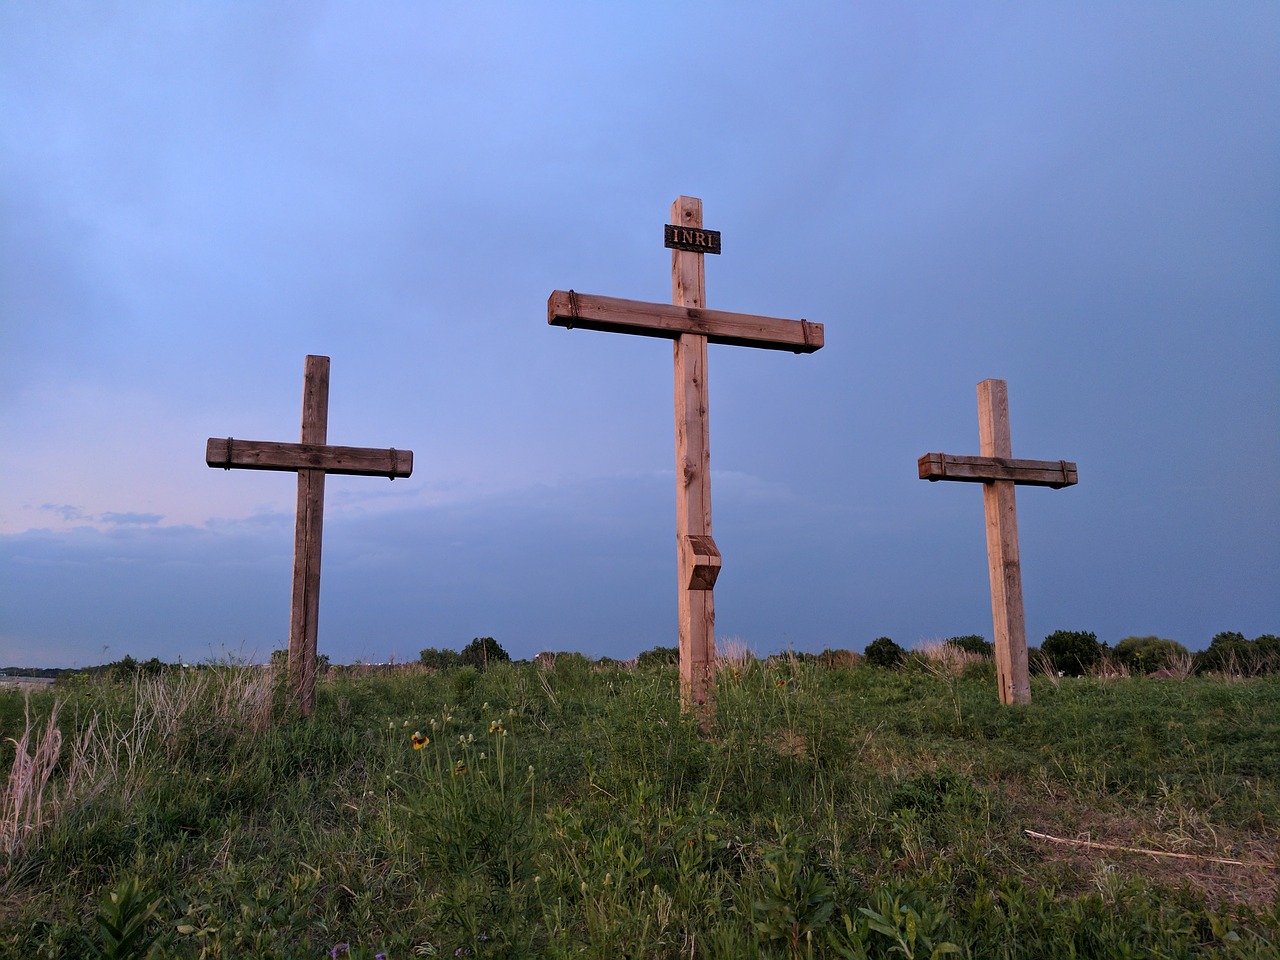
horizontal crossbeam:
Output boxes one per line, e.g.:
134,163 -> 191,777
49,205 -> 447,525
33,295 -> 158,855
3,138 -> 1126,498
206,438 -> 413,478
918,453 -> 1077,488
548,290 -> 823,353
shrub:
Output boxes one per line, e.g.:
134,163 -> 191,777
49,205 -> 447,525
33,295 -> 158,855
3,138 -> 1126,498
945,635 -> 992,658
1041,630 -> 1102,677
863,637 -> 905,669
1256,634 -> 1280,673
108,655 -> 167,681
459,637 -> 509,672
1112,636 -> 1189,674
419,647 -> 462,671
1195,631 -> 1280,676
450,665 -> 479,700
635,646 -> 679,670
268,650 -> 331,674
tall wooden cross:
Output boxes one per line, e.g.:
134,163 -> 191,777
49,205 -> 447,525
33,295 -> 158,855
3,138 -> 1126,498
205,355 -> 413,716
549,196 -> 823,711
918,378 -> 1077,705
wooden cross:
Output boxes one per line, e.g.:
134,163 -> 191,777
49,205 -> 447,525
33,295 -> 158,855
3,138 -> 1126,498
549,196 -> 823,711
918,378 -> 1077,705
205,355 -> 412,716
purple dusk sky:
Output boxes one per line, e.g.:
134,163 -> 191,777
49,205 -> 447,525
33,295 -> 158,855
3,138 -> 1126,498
2,3 -> 1276,667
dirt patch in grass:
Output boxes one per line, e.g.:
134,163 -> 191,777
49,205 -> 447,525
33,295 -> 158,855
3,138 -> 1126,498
1017,806 -> 1276,910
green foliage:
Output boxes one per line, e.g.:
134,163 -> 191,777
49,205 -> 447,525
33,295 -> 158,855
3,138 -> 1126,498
1196,632 -> 1280,676
830,884 -> 963,960
1041,629 -> 1102,676
1112,635 -> 1189,673
752,830 -> 835,958
459,636 -> 510,672
102,655 -> 170,681
635,645 -> 680,669
90,877 -> 164,960
945,635 -> 992,658
419,646 -> 463,671
864,636 -> 906,669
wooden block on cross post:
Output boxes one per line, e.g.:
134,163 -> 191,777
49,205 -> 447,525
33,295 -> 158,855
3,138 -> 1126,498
917,378 -> 1077,706
549,196 -> 823,716
681,534 -> 722,591
205,355 -> 413,717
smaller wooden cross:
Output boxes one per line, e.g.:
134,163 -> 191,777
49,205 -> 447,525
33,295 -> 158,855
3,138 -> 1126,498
206,355 -> 412,716
918,379 -> 1077,705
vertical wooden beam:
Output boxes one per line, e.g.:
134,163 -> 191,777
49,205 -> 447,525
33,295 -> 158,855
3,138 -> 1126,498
289,355 -> 329,716
671,196 -> 715,710
977,379 -> 1030,705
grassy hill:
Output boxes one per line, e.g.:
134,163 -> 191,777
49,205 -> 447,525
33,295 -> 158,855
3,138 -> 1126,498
2,654 -> 1276,958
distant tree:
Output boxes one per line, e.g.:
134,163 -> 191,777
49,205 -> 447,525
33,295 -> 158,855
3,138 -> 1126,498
1255,634 -> 1279,668
459,637 -> 510,672
945,635 -> 993,658
110,655 -> 139,681
863,637 -> 905,670
1041,630 -> 1102,677
1195,631 -> 1249,675
1196,631 -> 1278,676
1211,631 -> 1247,647
1112,636 -> 1188,674
636,646 -> 679,670
419,647 -> 462,671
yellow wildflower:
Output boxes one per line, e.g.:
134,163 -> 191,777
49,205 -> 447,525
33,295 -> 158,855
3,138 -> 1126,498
411,732 -> 429,750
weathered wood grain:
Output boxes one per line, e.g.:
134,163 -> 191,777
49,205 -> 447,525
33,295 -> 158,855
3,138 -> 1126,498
918,379 -> 1078,707
206,438 -> 413,478
917,453 -> 1077,488
548,290 -> 823,353
549,196 -> 821,719
206,354 -> 414,718
671,196 -> 716,712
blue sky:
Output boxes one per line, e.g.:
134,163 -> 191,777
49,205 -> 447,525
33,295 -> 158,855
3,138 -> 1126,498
2,3 -> 1276,668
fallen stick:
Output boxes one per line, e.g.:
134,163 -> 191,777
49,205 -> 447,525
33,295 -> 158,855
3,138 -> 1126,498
1024,830 -> 1271,869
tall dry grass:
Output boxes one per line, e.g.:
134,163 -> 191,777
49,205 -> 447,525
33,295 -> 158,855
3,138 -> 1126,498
1164,651 -> 1196,681
1,698 -> 102,874
715,635 -> 756,674
913,638 -> 983,675
1,666 -> 274,876
1090,652 -> 1131,680
1,698 -> 62,868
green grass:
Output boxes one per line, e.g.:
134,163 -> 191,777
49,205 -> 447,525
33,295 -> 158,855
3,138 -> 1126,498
1,658 -> 1277,958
